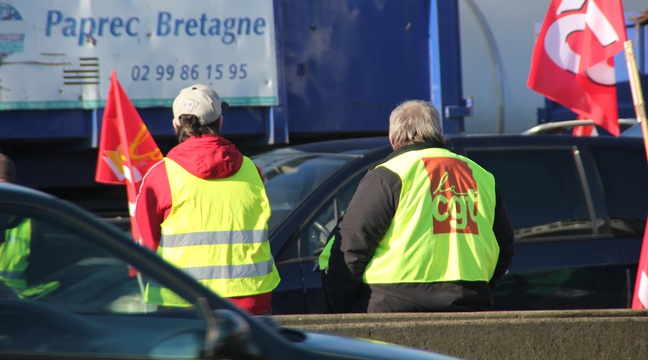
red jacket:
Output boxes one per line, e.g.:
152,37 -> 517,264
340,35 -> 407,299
135,134 -> 274,315
135,135 -> 245,251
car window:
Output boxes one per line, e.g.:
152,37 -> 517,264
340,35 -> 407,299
253,150 -> 360,233
1,214 -> 170,313
589,145 -> 648,236
465,148 -> 592,239
0,206 -> 207,358
303,175 -> 362,258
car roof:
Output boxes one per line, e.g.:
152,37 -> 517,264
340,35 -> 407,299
275,133 -> 645,156
0,182 -> 61,208
448,133 -> 645,149
284,136 -> 392,154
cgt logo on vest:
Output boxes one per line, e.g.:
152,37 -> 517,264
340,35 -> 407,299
423,157 -> 479,235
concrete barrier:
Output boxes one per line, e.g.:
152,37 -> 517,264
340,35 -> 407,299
275,310 -> 648,359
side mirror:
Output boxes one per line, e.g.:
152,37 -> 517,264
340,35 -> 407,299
197,298 -> 261,359
213,309 -> 253,355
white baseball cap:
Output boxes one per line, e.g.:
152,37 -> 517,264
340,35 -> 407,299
172,84 -> 229,126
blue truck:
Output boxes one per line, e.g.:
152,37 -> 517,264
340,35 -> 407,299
0,0 -> 645,213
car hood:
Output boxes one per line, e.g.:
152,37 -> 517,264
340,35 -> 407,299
279,327 -> 458,360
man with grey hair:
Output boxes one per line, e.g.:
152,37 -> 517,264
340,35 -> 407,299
322,100 -> 515,313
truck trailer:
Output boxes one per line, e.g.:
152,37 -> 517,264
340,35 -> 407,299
0,0 -> 645,215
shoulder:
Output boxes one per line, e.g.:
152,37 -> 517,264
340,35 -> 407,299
359,166 -> 402,197
366,166 -> 400,184
139,160 -> 169,191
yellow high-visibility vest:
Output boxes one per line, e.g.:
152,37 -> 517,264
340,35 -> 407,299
145,157 -> 280,306
363,148 -> 500,284
0,219 -> 59,299
0,219 -> 31,291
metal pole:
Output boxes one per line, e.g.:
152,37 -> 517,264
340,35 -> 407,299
624,40 -> 648,163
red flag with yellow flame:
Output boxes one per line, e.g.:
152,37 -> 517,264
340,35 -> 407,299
95,70 -> 163,251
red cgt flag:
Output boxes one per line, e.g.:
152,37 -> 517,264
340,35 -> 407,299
96,70 -> 163,249
528,0 -> 627,137
632,218 -> 648,309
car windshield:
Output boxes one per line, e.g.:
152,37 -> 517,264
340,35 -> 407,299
252,148 -> 362,233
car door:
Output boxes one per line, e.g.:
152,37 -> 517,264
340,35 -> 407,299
260,152 -> 367,314
463,142 -> 646,310
261,145 -> 391,315
585,142 -> 648,304
271,173 -> 365,314
1,186 -> 328,360
299,175 -> 364,313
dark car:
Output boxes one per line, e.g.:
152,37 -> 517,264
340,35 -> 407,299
252,130 -> 648,314
0,183 -> 457,360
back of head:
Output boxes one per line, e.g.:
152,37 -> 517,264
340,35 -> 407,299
0,153 -> 16,183
172,84 -> 229,142
388,100 -> 446,149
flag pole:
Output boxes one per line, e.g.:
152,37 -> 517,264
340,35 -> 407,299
625,34 -> 648,309
623,40 -> 648,163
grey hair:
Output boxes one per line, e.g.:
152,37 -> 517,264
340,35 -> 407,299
388,100 -> 446,149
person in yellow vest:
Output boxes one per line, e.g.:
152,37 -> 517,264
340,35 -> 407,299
0,153 -> 59,299
0,153 -> 22,298
135,85 -> 280,314
320,100 -> 515,313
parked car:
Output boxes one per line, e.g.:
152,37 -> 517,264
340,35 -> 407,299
0,183 -> 457,360
252,127 -> 648,314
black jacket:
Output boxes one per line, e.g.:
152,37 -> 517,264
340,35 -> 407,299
323,143 -> 515,313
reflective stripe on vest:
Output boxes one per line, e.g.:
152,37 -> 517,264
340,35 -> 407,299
145,157 -> 280,306
180,258 -> 275,280
363,148 -> 500,284
161,229 -> 268,247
